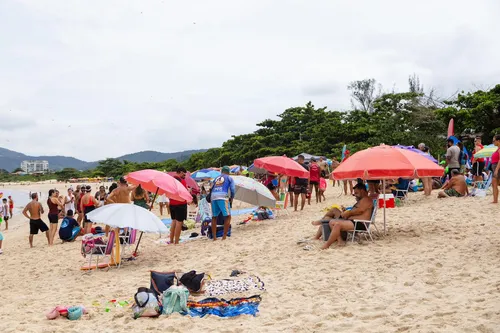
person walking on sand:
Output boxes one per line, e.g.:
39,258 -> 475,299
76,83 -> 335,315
8,195 -> 14,218
1,198 -> 9,230
47,189 -> 63,246
23,193 -> 49,248
169,167 -> 190,244
210,166 -> 235,241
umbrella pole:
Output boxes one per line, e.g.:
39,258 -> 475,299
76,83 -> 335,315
383,179 -> 387,235
133,188 -> 159,256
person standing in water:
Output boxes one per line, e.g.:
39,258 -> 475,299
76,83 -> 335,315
23,193 -> 49,248
7,195 -> 14,218
47,189 -> 63,246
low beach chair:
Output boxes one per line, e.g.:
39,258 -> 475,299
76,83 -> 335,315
473,173 -> 493,196
81,231 -> 116,270
119,229 -> 137,266
347,200 -> 379,243
393,179 -> 411,204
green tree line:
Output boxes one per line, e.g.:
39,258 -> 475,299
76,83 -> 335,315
2,79 -> 499,183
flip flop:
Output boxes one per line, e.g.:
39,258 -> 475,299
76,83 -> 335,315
296,238 -> 311,245
303,244 -> 316,251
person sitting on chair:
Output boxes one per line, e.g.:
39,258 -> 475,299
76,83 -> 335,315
311,183 -> 373,249
438,169 -> 468,198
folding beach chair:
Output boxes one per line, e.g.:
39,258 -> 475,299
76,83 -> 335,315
393,179 -> 411,204
81,231 -> 116,270
119,229 -> 137,266
188,205 -> 198,221
347,200 -> 379,243
274,192 -> 290,216
473,173 -> 493,197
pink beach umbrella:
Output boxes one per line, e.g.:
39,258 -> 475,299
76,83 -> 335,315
125,169 -> 193,203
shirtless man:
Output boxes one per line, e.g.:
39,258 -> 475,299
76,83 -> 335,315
22,193 -> 50,248
106,177 -> 136,204
311,183 -> 373,249
438,169 -> 468,198
105,177 -> 136,235
8,195 -> 14,218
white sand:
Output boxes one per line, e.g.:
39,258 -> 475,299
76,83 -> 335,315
1,181 -> 500,332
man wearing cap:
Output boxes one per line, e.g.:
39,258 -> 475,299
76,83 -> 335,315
210,166 -> 235,240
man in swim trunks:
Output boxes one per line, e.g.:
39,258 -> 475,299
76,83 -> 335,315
107,177 -> 136,204
311,183 -> 373,249
22,193 -> 49,248
293,155 -> 309,211
438,169 -> 468,198
1,198 -> 9,230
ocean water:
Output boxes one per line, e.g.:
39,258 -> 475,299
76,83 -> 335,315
0,188 -> 39,214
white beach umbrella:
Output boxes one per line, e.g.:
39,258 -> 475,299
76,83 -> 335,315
86,203 -> 168,233
232,176 -> 277,207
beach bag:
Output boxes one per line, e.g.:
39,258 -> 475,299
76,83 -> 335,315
132,287 -> 161,319
162,286 -> 189,315
180,271 -> 205,292
150,271 -> 178,298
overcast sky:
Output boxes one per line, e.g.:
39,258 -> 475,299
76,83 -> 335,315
1,0 -> 499,161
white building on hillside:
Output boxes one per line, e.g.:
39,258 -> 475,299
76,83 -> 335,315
21,160 -> 49,174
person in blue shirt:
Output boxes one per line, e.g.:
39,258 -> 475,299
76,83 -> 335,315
59,210 -> 81,242
210,166 -> 235,241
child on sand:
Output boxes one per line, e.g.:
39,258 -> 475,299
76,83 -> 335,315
319,177 -> 327,202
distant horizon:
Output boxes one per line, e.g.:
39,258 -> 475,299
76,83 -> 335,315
0,146 -> 209,163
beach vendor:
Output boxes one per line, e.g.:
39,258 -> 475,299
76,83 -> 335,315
59,210 -> 81,242
210,166 -> 235,241
311,183 -> 373,249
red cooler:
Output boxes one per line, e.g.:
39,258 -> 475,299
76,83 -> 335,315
378,194 -> 395,208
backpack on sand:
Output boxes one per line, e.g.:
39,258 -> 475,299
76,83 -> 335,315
162,286 -> 189,315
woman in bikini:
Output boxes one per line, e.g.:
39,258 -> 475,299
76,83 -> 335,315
132,185 -> 150,209
80,185 -> 98,234
95,185 -> 108,207
47,189 -> 64,245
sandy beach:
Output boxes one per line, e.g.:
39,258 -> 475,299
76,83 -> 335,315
1,181 -> 500,333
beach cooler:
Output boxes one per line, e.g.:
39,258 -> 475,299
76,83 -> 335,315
378,194 -> 395,208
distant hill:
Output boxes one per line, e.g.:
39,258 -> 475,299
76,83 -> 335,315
0,147 -> 206,172
117,149 -> 206,163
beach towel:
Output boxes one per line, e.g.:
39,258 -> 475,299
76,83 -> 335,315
204,275 -> 265,297
185,295 -> 262,318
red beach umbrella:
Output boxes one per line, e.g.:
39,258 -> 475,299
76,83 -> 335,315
254,156 -> 309,178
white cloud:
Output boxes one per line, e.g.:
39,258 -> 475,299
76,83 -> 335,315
1,0 -> 499,161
